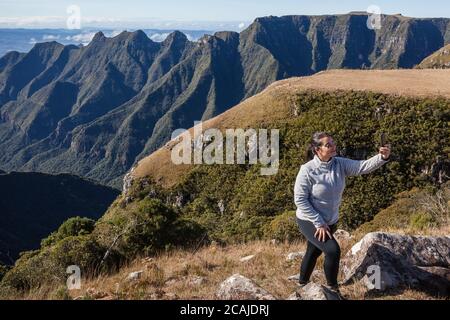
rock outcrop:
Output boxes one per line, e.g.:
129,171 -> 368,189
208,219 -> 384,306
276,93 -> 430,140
216,274 -> 276,300
341,232 -> 450,296
286,251 -> 305,261
297,282 -> 341,300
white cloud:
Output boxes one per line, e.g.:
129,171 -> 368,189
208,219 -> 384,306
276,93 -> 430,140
0,16 -> 122,28
185,33 -> 195,41
82,17 -> 122,24
238,22 -> 246,29
108,30 -> 123,37
65,32 -> 96,45
149,31 -> 195,42
0,15 -> 251,31
29,37 -> 37,44
150,32 -> 170,42
42,34 -> 60,41
0,16 -> 64,27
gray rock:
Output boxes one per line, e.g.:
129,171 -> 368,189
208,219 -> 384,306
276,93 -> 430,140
342,232 -> 450,296
141,257 -> 154,264
286,251 -> 305,261
270,239 -> 279,245
298,282 -> 340,300
187,275 -> 206,286
286,291 -> 302,300
216,274 -> 276,300
122,166 -> 136,194
240,255 -> 255,262
418,266 -> 450,281
218,199 -> 225,215
126,270 -> 144,281
174,193 -> 184,208
287,274 -> 299,281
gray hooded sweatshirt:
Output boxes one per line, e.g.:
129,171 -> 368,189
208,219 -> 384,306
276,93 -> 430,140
294,153 -> 389,228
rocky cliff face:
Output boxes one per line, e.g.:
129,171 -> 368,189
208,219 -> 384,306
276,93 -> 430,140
0,13 -> 449,188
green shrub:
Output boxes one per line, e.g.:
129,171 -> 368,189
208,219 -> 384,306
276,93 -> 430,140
264,211 -> 302,243
170,90 -> 449,236
2,235 -> 104,291
49,285 -> 72,300
41,216 -> 96,247
49,235 -> 104,273
221,215 -> 272,243
117,198 -> 177,257
125,177 -> 167,203
114,198 -> 205,257
2,251 -> 49,291
168,218 -> 207,248
357,184 -> 449,234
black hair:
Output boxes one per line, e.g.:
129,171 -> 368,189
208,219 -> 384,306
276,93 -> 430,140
305,131 -> 332,160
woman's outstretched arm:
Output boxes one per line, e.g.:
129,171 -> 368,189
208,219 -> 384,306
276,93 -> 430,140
339,146 -> 391,176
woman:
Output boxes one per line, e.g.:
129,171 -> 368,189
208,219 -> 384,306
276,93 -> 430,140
294,132 -> 391,297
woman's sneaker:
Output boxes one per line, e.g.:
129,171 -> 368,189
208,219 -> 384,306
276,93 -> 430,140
324,284 -> 347,300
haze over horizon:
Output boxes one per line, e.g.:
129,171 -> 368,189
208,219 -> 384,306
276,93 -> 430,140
0,0 -> 449,30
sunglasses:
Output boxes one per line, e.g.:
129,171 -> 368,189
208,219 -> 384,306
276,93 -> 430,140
320,141 -> 336,149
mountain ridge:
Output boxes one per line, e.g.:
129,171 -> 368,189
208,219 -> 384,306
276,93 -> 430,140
130,68 -> 450,189
417,43 -> 450,68
0,13 -> 449,188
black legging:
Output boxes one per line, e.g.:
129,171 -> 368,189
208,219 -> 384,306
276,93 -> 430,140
296,218 -> 341,287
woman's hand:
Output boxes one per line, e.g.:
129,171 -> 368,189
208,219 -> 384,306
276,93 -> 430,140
314,225 -> 332,242
379,144 -> 391,160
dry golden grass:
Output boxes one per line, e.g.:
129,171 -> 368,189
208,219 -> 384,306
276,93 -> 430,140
66,240 -> 308,300
132,69 -> 450,188
15,224 -> 446,300
270,69 -> 450,98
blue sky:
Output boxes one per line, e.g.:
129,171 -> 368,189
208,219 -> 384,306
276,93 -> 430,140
0,0 -> 449,29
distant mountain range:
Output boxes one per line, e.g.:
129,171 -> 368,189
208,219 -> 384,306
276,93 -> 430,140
0,28 -> 212,58
0,13 -> 449,188
0,171 -> 119,264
